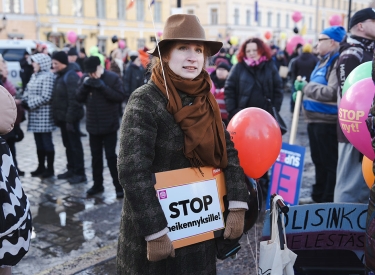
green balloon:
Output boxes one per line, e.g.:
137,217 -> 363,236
342,61 -> 372,95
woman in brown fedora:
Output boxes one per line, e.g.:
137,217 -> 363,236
117,14 -> 249,274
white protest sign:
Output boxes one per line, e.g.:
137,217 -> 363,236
157,179 -> 224,242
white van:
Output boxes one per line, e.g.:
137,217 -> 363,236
0,40 -> 59,91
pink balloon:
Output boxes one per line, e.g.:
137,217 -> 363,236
329,14 -> 342,26
157,31 -> 163,37
339,77 -> 375,160
286,35 -> 305,55
292,11 -> 303,23
67,31 -> 78,44
118,40 -> 126,49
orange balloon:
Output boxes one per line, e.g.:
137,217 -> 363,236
264,31 -> 272,40
362,155 -> 375,189
227,108 -> 282,178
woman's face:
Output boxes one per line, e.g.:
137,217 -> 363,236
166,42 -> 205,80
245,42 -> 261,61
32,62 -> 40,72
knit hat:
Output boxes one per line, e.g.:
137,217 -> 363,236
349,8 -> 375,30
216,62 -> 230,72
321,26 -> 346,42
52,51 -> 69,65
0,86 -> 17,135
67,47 -> 78,56
302,44 -> 312,53
84,56 -> 101,73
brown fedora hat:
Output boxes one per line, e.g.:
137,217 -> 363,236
148,14 -> 223,57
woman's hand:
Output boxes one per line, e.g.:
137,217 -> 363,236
223,208 -> 246,239
147,234 -> 175,262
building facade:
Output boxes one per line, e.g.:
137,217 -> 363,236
0,0 -> 372,54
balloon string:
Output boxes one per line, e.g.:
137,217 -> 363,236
147,1 -> 169,100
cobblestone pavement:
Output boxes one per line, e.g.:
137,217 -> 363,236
12,91 -> 314,275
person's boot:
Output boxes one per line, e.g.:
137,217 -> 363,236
31,150 -> 46,177
42,151 -> 55,178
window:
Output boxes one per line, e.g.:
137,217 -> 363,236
310,0 -> 313,5
97,37 -> 107,54
309,16 -> 312,29
137,38 -> 146,49
246,10 -> 251,26
47,0 -> 59,15
322,19 -> 325,30
96,0 -> 106,18
277,13 -> 280,27
286,14 -> 289,28
118,0 -> 125,19
4,0 -> 22,13
234,8 -> 239,25
337,0 -> 340,9
210,8 -> 218,25
257,11 -> 261,26
331,0 -> 334,8
73,0 -> 83,17
267,11 -> 272,27
154,2 -> 161,22
0,49 -> 25,61
137,0 -> 144,21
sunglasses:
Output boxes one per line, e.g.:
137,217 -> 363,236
318,38 -> 331,42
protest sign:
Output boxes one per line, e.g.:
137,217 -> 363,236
154,167 -> 227,248
266,142 -> 306,209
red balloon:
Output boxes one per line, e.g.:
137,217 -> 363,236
264,31 -> 272,40
227,108 -> 282,179
329,14 -> 342,26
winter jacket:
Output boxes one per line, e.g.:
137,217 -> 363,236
123,62 -> 145,102
302,49 -> 340,124
22,54 -> 56,132
291,52 -> 319,82
224,60 -> 283,121
117,81 -> 249,275
19,55 -> 34,91
336,35 -> 375,142
51,63 -> 84,124
210,70 -> 228,120
77,70 -> 125,135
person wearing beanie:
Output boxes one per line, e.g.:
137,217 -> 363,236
291,43 -> 318,85
77,56 -> 125,198
51,51 -> 87,184
333,8 -> 375,205
210,62 -> 231,125
123,50 -> 144,103
294,25 -> 346,204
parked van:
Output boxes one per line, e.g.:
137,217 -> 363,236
0,40 -> 58,91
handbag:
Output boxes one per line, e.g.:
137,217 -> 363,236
278,66 -> 289,79
266,99 -> 288,136
0,138 -> 32,267
258,195 -> 297,275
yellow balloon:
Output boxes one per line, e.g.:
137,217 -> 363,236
280,32 -> 287,40
230,36 -> 239,46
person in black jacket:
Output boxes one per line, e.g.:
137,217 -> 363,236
19,50 -> 34,93
334,8 -> 375,204
224,37 -> 283,120
123,51 -> 145,103
224,37 -> 283,196
51,51 -> 86,184
77,56 -> 125,198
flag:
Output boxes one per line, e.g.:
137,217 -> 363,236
255,1 -> 258,22
300,24 -> 307,36
126,0 -> 134,10
149,0 -> 155,6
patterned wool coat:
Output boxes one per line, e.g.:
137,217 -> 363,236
22,54 -> 55,132
117,81 -> 249,275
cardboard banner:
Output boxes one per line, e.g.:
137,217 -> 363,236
262,203 -> 368,261
266,142 -> 306,209
154,167 -> 227,249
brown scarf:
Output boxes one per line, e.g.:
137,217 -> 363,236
151,62 -> 228,169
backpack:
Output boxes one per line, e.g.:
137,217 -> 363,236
0,137 -> 32,267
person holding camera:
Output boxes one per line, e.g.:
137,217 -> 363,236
77,56 -> 125,198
